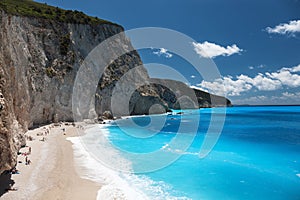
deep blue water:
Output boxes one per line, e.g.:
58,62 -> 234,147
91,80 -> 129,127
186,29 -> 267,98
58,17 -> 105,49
106,106 -> 300,199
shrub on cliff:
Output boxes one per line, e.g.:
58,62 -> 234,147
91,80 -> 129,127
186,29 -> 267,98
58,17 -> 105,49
0,0 -> 117,26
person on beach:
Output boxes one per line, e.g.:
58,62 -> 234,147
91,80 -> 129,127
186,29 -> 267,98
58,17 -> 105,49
10,167 -> 19,174
28,146 -> 31,154
26,135 -> 33,141
25,156 -> 31,165
62,128 -> 66,135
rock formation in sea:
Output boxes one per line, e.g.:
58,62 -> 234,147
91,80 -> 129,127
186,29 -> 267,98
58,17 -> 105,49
0,1 -> 231,173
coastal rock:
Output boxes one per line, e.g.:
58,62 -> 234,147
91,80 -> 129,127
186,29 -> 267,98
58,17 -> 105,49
0,8 -> 155,173
130,93 -> 168,115
137,79 -> 232,110
0,2 -> 231,174
102,110 -> 113,120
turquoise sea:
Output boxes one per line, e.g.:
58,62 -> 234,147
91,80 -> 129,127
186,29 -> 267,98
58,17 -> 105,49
101,106 -> 300,200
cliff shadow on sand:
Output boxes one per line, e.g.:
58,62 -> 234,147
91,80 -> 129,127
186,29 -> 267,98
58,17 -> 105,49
0,172 -> 15,197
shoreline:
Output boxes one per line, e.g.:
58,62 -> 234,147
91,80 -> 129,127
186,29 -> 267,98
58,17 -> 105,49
67,123 -> 151,200
1,123 -> 101,200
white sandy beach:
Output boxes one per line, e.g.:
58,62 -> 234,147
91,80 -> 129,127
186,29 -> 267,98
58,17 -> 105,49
1,123 -> 101,200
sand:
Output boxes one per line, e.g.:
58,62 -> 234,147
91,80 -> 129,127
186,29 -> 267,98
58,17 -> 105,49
1,123 -> 101,200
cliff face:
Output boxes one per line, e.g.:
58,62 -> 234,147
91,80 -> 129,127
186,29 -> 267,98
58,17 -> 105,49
0,10 -> 164,173
0,6 -> 231,173
134,79 -> 231,113
153,79 -> 232,108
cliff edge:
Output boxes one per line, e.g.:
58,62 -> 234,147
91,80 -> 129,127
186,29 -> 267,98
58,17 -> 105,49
0,0 -> 231,174
0,0 -> 159,173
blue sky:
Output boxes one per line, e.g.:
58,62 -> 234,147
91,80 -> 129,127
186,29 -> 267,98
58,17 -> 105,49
37,0 -> 300,105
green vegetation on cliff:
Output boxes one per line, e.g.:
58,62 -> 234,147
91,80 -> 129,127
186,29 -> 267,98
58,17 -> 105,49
0,0 -> 119,26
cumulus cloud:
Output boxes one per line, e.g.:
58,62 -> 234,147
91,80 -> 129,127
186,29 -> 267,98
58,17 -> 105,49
198,76 -> 253,96
267,72 -> 300,88
283,64 -> 300,73
197,64 -> 300,96
234,92 -> 300,105
250,73 -> 282,91
282,92 -> 299,98
265,64 -> 300,88
268,92 -> 300,103
266,20 -> 300,35
192,41 -> 242,58
242,95 -> 267,102
153,48 -> 173,58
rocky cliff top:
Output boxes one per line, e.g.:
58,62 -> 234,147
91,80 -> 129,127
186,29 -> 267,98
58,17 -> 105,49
0,0 -> 120,27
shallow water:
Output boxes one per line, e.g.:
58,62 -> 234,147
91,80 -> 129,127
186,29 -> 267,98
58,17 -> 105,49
71,106 -> 300,199
104,106 -> 300,199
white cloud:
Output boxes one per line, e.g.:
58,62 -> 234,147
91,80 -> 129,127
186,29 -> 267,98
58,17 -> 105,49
244,95 -> 267,102
233,93 -> 300,105
190,75 -> 196,79
282,92 -> 299,98
290,64 -> 300,72
269,92 -> 300,102
276,64 -> 300,73
248,64 -> 265,70
257,64 -> 265,69
251,73 -> 282,91
197,64 -> 300,96
192,41 -> 242,58
233,92 -> 300,105
153,48 -> 173,58
199,76 -> 253,96
264,65 -> 300,88
266,20 -> 300,35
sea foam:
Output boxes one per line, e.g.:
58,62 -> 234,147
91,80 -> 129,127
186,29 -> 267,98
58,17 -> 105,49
67,125 -> 148,200
67,124 -> 187,200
